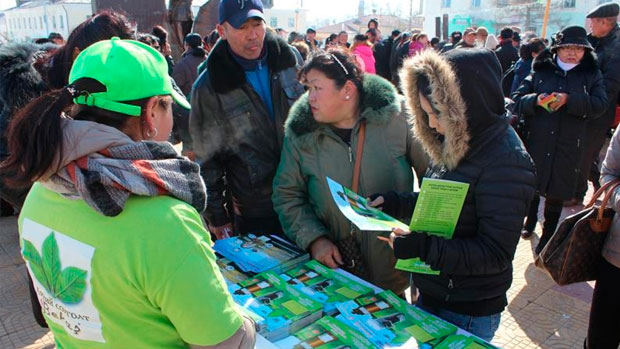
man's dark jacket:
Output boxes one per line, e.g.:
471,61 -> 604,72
512,49 -> 607,200
189,32 -> 304,227
373,37 -> 393,80
494,40 -> 518,74
390,49 -> 536,316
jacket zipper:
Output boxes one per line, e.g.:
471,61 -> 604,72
446,277 -> 454,301
348,146 -> 353,163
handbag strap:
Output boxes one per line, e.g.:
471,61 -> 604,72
598,181 -> 620,222
585,179 -> 620,208
351,120 -> 367,194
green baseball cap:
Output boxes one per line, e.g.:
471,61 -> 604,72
68,37 -> 190,116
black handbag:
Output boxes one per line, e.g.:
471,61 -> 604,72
335,120 -> 369,280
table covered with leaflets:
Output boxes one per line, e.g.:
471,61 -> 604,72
214,234 -> 497,349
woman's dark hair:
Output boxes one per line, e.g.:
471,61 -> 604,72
137,33 -> 160,49
300,49 -> 364,95
0,78 -> 161,186
368,18 -> 379,29
519,38 -> 546,59
204,29 -> 220,49
46,10 -> 134,89
416,73 -> 440,115
152,25 -> 169,48
353,34 -> 368,43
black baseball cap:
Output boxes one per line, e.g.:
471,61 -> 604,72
218,0 -> 264,29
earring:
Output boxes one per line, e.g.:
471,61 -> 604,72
146,128 -> 158,139
345,95 -> 350,100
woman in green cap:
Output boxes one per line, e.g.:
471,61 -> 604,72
0,38 -> 255,348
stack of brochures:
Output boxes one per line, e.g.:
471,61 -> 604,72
273,316 -> 375,348
229,271 -> 323,341
214,234 -> 308,274
214,252 -> 255,286
335,290 -> 458,348
279,260 -> 374,314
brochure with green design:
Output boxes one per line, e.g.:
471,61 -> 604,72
278,260 -> 374,314
335,290 -> 457,348
327,177 -> 409,231
396,178 -> 469,275
229,271 -> 323,341
273,316 -> 376,348
214,252 -> 255,286
434,334 -> 499,349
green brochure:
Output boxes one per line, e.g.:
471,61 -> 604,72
396,179 -> 469,275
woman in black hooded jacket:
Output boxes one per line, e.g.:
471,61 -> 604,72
370,48 -> 536,342
512,26 -> 607,252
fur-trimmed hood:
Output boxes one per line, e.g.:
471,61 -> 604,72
532,48 -> 598,74
205,31 -> 297,94
284,74 -> 402,144
0,42 -> 55,111
399,49 -> 506,170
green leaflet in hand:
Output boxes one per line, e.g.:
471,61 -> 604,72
22,232 -> 88,304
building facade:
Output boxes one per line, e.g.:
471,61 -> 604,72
1,0 -> 92,42
422,0 -> 617,39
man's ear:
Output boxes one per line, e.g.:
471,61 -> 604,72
216,24 -> 226,40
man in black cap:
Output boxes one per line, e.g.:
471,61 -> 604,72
190,0 -> 304,238
439,31 -> 462,53
305,27 -> 319,52
495,27 -> 519,76
576,2 -> 620,205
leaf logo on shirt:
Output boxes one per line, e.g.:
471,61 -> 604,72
22,232 -> 87,304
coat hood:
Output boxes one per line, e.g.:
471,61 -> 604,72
205,31 -> 298,94
399,48 -> 506,170
532,48 -> 598,74
285,74 -> 402,145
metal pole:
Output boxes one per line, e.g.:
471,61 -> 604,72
541,0 -> 551,38
409,0 -> 413,31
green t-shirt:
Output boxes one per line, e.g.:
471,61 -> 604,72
18,183 -> 242,348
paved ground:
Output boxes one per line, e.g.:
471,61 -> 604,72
0,196 -> 596,348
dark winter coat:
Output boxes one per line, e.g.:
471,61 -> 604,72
189,32 -> 304,227
272,75 -> 428,293
510,57 -> 533,95
373,37 -> 393,80
512,49 -> 608,199
494,40 -> 519,74
171,47 -> 206,96
392,49 -> 536,316
0,42 -> 55,208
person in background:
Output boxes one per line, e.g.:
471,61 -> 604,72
371,48 -> 536,342
190,0 -> 304,238
373,29 -> 398,80
485,34 -> 500,50
512,26 -> 607,245
351,34 -> 375,74
305,27 -> 319,53
338,31 -> 350,48
172,33 -> 206,97
152,25 -> 175,75
275,27 -> 288,39
513,32 -> 522,49
1,37 -> 256,348
272,49 -> 427,295
439,31 -> 462,53
137,33 -> 161,49
408,32 -> 429,56
368,18 -> 379,30
430,37 -> 440,50
390,31 -> 412,86
288,31 -> 300,44
510,38 -> 546,95
292,41 -> 310,62
366,28 -> 380,45
576,2 -> 620,206
204,29 -> 220,54
48,32 -> 64,45
455,28 -> 476,49
495,27 -> 519,75
586,124 -> 620,349
476,27 -> 489,48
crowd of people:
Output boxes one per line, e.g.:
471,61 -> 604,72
0,0 -> 619,347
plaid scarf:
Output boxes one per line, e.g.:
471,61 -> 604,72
42,141 -> 206,217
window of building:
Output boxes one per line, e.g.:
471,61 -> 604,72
59,15 -> 64,29
562,0 -> 576,8
441,0 -> 451,8
52,16 -> 56,29
288,17 -> 295,28
497,0 -> 509,7
40,17 -> 43,29
472,0 -> 481,7
270,17 -> 278,27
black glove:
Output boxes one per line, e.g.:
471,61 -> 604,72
368,191 -> 401,218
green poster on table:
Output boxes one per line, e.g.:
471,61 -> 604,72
396,178 -> 469,275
